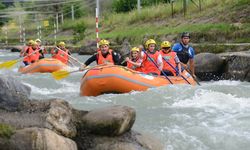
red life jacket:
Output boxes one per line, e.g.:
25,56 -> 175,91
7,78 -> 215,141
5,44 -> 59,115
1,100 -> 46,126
97,49 -> 114,65
23,46 -> 39,63
142,51 -> 161,75
127,58 -> 143,72
160,50 -> 177,76
53,49 -> 69,64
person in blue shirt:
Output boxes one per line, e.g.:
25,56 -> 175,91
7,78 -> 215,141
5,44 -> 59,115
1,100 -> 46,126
172,32 -> 196,77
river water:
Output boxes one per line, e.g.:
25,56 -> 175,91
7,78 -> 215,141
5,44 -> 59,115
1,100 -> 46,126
1,49 -> 250,150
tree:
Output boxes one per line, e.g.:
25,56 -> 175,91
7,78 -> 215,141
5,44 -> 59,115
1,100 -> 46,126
0,2 -> 8,26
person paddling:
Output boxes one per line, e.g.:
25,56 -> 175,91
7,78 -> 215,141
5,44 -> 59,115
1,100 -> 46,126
21,40 -> 40,66
172,32 -> 196,77
125,47 -> 143,72
81,39 -> 120,68
160,41 -> 181,76
141,39 -> 163,76
51,42 -> 71,64
35,39 -> 47,59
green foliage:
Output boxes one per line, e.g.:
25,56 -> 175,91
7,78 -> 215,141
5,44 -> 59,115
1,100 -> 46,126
112,0 -> 137,13
112,0 -> 171,13
0,124 -> 14,139
63,4 -> 85,19
0,2 -> 5,9
72,22 -> 86,44
0,2 -> 8,26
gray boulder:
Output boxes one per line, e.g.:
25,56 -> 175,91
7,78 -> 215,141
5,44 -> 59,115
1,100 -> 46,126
75,130 -> 163,150
0,99 -> 77,138
81,105 -> 136,136
194,53 -> 225,81
78,40 -> 97,55
0,75 -> 31,111
219,50 -> 250,81
8,127 -> 77,150
119,39 -> 131,59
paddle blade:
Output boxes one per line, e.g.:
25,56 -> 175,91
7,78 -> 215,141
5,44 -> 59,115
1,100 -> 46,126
0,59 -> 19,69
52,70 -> 70,80
0,63 -> 4,69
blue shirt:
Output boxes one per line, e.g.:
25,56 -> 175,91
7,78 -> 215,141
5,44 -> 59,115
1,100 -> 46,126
172,43 -> 195,59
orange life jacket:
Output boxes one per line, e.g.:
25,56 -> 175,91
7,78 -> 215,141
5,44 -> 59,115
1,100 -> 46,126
160,50 -> 177,76
21,46 -> 29,57
142,51 -> 161,75
97,49 -> 114,65
23,46 -> 39,63
37,46 -> 47,55
53,49 -> 69,64
127,58 -> 143,72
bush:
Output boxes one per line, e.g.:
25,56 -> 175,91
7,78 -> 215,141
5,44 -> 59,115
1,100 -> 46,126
0,124 -> 14,139
72,22 -> 86,43
112,0 -> 171,13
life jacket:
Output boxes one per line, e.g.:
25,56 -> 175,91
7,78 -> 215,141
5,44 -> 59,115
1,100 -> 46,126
53,49 -> 69,64
37,46 -> 44,59
97,49 -> 114,65
176,43 -> 190,64
23,46 -> 39,63
21,46 -> 29,57
127,58 -> 143,72
142,51 -> 161,75
160,50 -> 177,76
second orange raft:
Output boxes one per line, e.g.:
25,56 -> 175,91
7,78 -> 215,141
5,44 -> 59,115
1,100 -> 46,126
80,65 -> 196,96
18,58 -> 67,74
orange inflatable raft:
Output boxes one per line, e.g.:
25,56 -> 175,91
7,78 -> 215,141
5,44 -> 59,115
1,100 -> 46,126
18,58 -> 67,74
80,65 -> 196,96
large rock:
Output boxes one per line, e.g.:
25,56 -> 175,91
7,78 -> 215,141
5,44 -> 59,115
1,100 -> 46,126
8,127 -> 77,150
0,99 -> 77,138
218,51 -> 250,81
119,39 -> 131,59
10,47 -> 21,52
81,105 -> 136,136
75,130 -> 163,150
0,75 -> 31,111
78,40 -> 97,55
194,53 -> 225,81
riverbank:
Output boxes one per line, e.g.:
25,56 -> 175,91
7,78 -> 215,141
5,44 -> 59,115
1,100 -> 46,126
2,42 -> 250,55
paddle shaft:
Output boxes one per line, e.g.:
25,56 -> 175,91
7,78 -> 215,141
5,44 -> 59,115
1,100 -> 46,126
185,67 -> 201,85
55,47 -> 84,66
162,57 -> 191,85
142,50 -> 173,84
14,49 -> 41,63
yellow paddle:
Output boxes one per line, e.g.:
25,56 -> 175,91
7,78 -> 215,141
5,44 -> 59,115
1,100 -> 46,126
52,69 -> 81,80
52,65 -> 94,80
52,64 -> 106,80
0,59 -> 19,69
0,58 -> 22,69
0,49 -> 40,69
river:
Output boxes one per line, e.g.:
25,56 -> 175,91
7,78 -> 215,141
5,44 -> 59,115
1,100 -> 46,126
1,49 -> 250,150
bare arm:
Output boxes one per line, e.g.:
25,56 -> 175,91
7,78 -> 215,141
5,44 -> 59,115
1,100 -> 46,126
126,57 -> 142,67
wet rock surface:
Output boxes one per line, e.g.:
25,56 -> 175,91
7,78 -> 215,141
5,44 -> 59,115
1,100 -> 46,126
195,51 -> 250,81
0,76 -> 163,150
